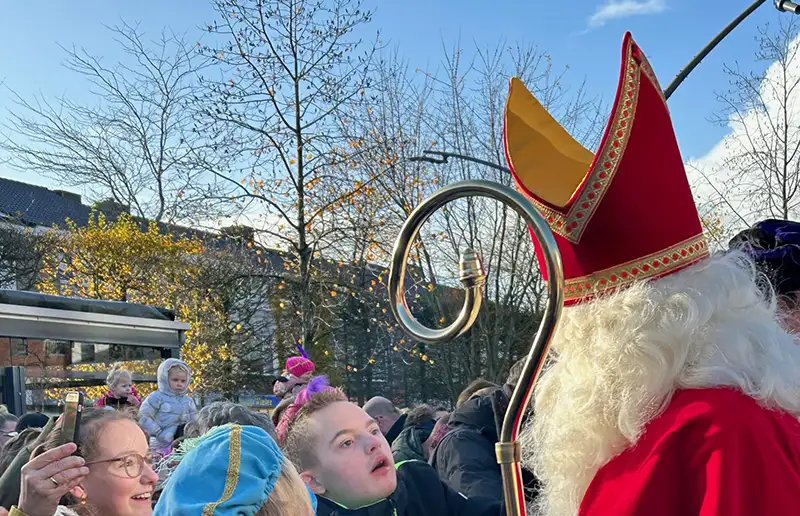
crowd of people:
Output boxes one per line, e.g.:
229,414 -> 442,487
0,348 -> 528,516
3,31 -> 800,516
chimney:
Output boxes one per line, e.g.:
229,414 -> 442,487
93,199 -> 131,218
221,225 -> 255,244
52,190 -> 82,204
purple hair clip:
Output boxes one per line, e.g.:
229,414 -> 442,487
306,375 -> 330,394
296,375 -> 331,406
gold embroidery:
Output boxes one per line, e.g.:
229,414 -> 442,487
202,425 -> 242,515
634,44 -> 667,106
517,40 -> 641,243
637,52 -> 661,96
562,234 -> 709,303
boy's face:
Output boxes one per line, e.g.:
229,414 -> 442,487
301,401 -> 397,508
167,367 -> 188,392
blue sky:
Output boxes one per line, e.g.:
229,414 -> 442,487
0,0 -> 787,190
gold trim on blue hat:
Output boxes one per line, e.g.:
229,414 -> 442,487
203,425 -> 243,515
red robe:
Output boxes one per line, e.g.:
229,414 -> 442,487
580,388 -> 800,516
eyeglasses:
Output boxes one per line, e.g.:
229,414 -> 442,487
85,453 -> 154,478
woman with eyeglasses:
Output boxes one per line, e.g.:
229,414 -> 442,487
8,407 -> 157,516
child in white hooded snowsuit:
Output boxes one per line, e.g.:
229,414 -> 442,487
139,358 -> 198,450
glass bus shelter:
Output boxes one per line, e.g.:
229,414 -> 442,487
0,289 -> 189,415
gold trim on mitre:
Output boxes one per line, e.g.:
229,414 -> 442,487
562,235 -> 709,303
504,77 -> 593,208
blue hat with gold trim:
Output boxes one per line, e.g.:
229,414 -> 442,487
154,424 -> 317,515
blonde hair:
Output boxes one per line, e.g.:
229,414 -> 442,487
106,366 -> 132,388
521,251 -> 800,516
258,459 -> 315,516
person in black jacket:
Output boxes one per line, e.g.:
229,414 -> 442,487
284,390 -> 504,516
430,389 -> 505,499
391,404 -> 436,463
455,378 -> 497,409
431,362 -> 539,504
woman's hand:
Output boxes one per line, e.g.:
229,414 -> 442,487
18,443 -> 89,516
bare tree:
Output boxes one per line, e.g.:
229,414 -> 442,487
407,41 -> 605,395
196,0 -> 377,353
0,22 -> 221,224
324,41 -> 606,404
185,243 -> 280,396
709,17 -> 800,225
322,47 -> 450,400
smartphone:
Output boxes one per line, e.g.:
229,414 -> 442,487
60,391 -> 84,446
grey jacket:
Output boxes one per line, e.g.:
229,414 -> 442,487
139,359 -> 197,448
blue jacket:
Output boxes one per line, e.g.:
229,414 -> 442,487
139,359 -> 198,448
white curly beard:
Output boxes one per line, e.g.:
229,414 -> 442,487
520,251 -> 800,516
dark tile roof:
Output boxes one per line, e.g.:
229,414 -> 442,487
0,177 -> 419,286
0,177 -> 283,270
0,177 -> 91,227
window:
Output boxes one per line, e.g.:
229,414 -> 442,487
44,339 -> 70,355
108,344 -> 159,361
11,337 -> 27,356
0,260 -> 17,290
71,343 -> 96,364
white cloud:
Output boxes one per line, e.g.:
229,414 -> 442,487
685,31 -> 800,242
588,0 -> 668,28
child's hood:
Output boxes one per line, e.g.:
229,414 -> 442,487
157,358 -> 192,396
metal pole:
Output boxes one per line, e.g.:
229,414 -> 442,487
664,0 -> 765,99
409,150 -> 512,174
665,0 -> 800,100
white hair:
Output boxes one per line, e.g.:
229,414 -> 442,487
521,251 -> 800,516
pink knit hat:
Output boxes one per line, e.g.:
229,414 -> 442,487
286,356 -> 315,377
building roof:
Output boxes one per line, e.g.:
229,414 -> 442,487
0,177 -> 287,269
0,178 -> 91,227
0,177 -> 424,289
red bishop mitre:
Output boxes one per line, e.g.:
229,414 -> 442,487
504,32 -> 708,306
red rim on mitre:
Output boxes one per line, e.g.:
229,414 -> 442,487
504,32 -> 708,306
